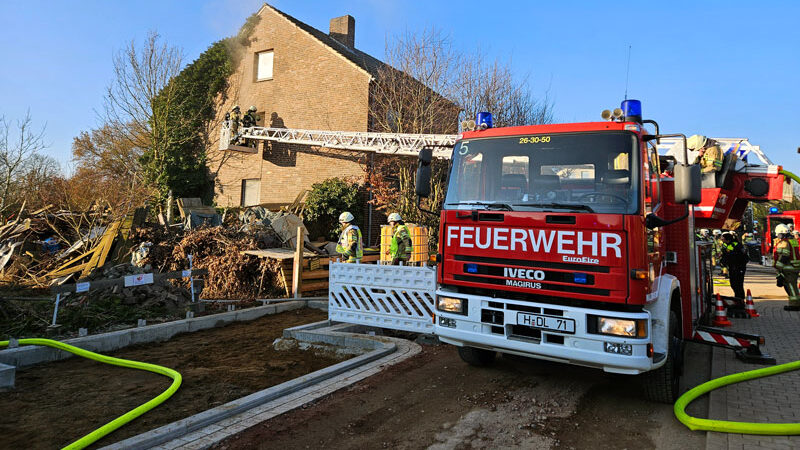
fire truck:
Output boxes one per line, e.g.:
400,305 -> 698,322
224,101 -> 789,403
414,100 -> 788,402
762,208 -> 800,261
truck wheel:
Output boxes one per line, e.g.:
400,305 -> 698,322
641,311 -> 683,403
457,346 -> 496,367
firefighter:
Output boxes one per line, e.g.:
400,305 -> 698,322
386,213 -> 412,265
336,212 -> 363,263
773,224 -> 800,310
688,134 -> 723,173
242,105 -> 260,128
229,105 -> 242,138
720,232 -> 748,299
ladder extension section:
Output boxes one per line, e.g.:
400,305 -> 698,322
221,124 -> 457,158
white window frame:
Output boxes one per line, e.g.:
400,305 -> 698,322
255,50 -> 274,81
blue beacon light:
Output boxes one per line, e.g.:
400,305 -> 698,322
476,112 -> 493,129
620,99 -> 642,122
769,207 -> 780,214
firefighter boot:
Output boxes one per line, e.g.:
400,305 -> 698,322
782,271 -> 800,311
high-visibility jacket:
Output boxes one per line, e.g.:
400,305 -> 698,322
775,238 -> 800,271
390,224 -> 412,260
700,145 -> 723,173
336,224 -> 363,263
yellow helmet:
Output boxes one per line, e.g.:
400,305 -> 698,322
775,224 -> 789,235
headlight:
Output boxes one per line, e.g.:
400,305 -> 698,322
437,296 -> 467,314
597,317 -> 647,338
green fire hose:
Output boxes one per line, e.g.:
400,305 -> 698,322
0,338 -> 182,449
674,359 -> 800,434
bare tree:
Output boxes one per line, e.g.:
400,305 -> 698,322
370,28 -> 459,134
102,31 -> 192,188
0,111 -> 49,215
454,53 -> 553,127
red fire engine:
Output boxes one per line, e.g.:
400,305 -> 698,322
415,101 -> 788,402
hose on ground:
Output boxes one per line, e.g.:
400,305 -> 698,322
0,338 -> 182,449
674,359 -> 800,434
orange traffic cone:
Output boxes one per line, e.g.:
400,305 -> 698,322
712,293 -> 732,327
745,289 -> 760,318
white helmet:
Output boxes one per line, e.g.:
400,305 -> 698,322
775,224 -> 789,235
713,229 -> 722,236
687,134 -> 708,150
338,211 -> 354,223
700,229 -> 710,235
387,213 -> 402,223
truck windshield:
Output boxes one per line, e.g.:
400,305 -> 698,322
444,132 -> 640,214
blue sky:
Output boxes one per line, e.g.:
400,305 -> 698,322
1,1 -> 798,175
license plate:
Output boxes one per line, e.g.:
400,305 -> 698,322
517,312 -> 575,334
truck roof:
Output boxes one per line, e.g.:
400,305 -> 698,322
460,121 -> 635,140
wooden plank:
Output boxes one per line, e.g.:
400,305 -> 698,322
279,266 -> 291,297
301,269 -> 329,280
292,226 -> 303,299
242,248 -> 316,260
81,220 -> 122,277
300,280 -> 328,293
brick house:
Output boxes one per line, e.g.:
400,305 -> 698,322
206,3 -> 455,242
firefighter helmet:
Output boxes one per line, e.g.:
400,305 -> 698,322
339,211 -> 355,223
387,213 -> 402,223
232,105 -> 240,111
775,224 -> 790,235
249,105 -> 257,112
687,134 -> 707,150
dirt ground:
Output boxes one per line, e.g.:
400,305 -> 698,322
215,340 -> 710,450
0,308 -> 339,449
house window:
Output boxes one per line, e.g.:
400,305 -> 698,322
256,50 -> 273,81
241,179 -> 261,206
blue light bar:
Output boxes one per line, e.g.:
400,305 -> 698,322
769,207 -> 780,214
621,99 -> 642,120
465,263 -> 479,274
573,272 -> 588,284
476,112 -> 493,129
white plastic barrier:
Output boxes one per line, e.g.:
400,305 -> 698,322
328,262 -> 437,333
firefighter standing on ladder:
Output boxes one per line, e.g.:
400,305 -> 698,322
336,212 -> 363,263
387,213 -> 412,265
773,223 -> 800,311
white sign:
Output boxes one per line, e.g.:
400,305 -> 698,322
124,273 -> 154,287
76,282 -> 90,293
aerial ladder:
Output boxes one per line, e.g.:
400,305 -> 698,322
220,123 -> 458,158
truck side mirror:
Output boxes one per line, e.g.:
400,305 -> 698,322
415,147 -> 433,198
673,163 -> 702,205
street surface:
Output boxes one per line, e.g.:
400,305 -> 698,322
216,338 -> 709,449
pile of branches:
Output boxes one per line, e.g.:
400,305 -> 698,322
169,227 -> 285,300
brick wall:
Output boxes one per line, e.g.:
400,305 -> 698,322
208,5 -> 374,208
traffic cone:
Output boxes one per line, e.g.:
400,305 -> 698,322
712,293 -> 732,327
745,289 -> 760,318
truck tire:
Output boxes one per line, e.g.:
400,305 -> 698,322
457,346 -> 496,367
641,311 -> 683,403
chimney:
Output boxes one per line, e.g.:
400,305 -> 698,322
329,15 -> 355,49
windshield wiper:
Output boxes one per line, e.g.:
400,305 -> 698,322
446,201 -> 513,211
512,202 -> 595,213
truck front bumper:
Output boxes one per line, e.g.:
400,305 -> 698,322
435,290 -> 655,374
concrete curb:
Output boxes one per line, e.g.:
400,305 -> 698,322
0,301 -> 317,368
109,322 -> 422,450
